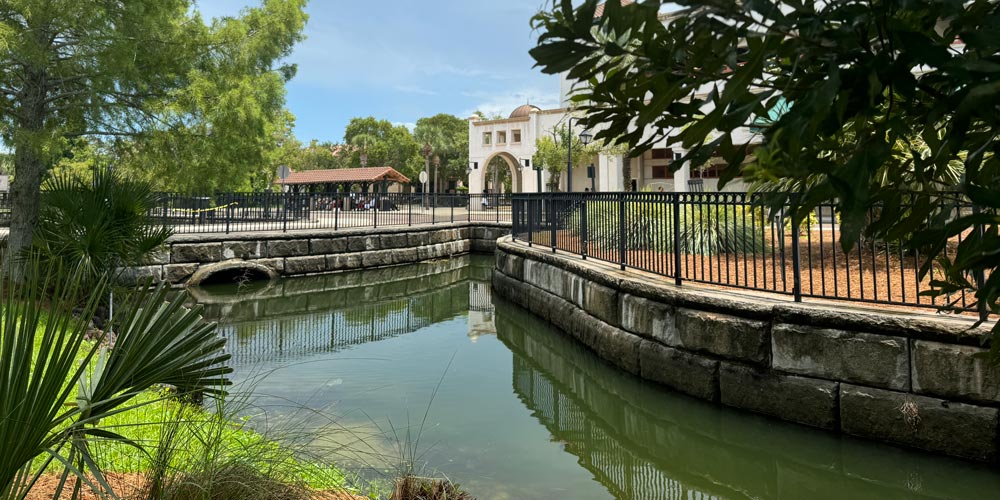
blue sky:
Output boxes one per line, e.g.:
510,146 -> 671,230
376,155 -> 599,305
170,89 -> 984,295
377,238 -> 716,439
198,0 -> 562,144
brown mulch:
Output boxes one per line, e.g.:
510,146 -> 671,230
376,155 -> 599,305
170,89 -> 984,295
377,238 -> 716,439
521,229 -> 988,317
23,473 -> 365,500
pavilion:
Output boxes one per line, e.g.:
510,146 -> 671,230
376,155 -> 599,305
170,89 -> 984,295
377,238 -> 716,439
277,167 -> 411,194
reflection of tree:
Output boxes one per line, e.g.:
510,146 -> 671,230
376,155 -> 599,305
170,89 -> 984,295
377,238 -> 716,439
494,299 -> 984,500
206,258 -> 492,364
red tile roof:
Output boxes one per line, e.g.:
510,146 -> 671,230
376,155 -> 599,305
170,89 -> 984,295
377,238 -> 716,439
278,167 -> 411,185
595,0 -> 634,18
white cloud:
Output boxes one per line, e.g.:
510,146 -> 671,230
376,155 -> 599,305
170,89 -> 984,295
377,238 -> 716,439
393,85 -> 438,96
461,87 -> 561,118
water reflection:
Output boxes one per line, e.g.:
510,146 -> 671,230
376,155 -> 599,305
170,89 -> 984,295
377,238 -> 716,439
494,298 -> 1000,500
190,256 -> 1000,500
194,256 -> 492,364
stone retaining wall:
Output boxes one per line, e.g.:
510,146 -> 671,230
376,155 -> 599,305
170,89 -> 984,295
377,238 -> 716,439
493,236 -> 1000,463
124,222 -> 509,285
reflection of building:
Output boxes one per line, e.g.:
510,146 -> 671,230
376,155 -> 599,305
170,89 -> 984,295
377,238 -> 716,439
466,281 -> 496,342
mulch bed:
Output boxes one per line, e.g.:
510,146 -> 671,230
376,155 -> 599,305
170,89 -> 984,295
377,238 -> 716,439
23,473 -> 365,500
519,230 -> 986,316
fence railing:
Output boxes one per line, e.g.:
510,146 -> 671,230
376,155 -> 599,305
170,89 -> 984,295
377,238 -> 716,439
511,192 -> 989,314
149,192 -> 512,234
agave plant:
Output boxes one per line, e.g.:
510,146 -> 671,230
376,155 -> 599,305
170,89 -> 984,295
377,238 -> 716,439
32,169 -> 172,294
0,257 -> 231,500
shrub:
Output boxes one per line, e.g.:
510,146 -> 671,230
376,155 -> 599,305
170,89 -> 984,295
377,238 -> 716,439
0,261 -> 231,500
567,199 -> 767,256
32,169 -> 172,293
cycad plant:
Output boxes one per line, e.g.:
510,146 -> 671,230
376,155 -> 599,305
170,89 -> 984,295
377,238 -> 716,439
32,169 -> 172,294
0,257 -> 231,500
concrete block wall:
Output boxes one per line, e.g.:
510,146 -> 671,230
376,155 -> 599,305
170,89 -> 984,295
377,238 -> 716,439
123,222 -> 510,285
493,237 -> 1000,463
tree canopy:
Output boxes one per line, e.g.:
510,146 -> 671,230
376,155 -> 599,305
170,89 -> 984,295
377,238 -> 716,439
0,0 -> 307,256
413,113 -> 469,191
343,116 -> 422,181
533,125 -> 589,191
530,0 -> 1000,328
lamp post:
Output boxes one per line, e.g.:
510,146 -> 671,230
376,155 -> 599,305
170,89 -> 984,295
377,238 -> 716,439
579,128 -> 593,192
566,117 -> 574,193
565,116 -> 594,193
421,143 -> 432,207
433,154 -> 441,208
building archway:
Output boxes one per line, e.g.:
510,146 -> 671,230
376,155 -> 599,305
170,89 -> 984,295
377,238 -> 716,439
480,151 -> 523,194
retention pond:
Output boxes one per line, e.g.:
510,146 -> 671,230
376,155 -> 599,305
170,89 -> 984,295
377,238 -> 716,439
191,255 -> 1000,499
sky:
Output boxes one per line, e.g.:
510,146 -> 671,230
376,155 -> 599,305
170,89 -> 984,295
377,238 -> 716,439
197,0 -> 562,144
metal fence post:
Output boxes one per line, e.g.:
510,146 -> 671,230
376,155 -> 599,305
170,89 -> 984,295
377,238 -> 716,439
550,195 -> 557,253
225,200 -> 232,234
282,192 -> 288,233
618,192 -> 626,270
581,194 -> 588,260
408,197 -> 413,226
974,205 -> 988,321
373,193 -> 379,228
673,194 -> 682,287
527,195 -> 534,248
791,195 -> 803,303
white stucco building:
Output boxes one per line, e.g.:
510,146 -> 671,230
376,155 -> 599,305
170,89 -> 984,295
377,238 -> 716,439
467,6 -> 755,195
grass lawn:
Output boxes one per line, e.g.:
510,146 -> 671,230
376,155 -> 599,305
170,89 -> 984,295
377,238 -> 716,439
21,313 -> 368,500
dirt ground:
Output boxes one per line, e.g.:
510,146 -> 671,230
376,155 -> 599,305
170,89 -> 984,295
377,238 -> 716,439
519,229 -> 986,316
23,473 -> 365,500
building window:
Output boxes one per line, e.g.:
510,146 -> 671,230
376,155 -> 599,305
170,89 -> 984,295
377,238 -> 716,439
696,164 -> 721,178
497,131 -> 507,144
512,130 -> 522,144
651,165 -> 673,179
482,132 -> 491,145
651,148 -> 673,160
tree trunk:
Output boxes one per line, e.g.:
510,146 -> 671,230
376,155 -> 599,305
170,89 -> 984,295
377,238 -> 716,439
7,67 -> 48,271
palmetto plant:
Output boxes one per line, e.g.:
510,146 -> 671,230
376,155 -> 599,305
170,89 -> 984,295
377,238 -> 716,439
32,169 -> 172,295
0,258 -> 231,500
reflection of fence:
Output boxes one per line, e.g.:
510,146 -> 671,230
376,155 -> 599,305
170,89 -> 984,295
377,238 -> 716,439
469,281 -> 493,312
512,192 -> 990,314
219,299 -> 430,364
512,355 -> 719,500
150,192 -> 512,234
216,279 -> 480,365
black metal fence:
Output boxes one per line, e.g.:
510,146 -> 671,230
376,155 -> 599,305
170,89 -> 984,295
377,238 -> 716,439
149,192 -> 512,234
511,192 -> 990,314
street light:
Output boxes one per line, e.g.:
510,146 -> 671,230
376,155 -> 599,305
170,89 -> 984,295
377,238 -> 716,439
433,154 -> 441,205
421,143 -> 432,207
579,129 -> 594,192
565,116 -> 594,193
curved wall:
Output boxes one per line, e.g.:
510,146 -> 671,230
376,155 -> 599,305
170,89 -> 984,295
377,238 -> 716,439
121,222 -> 509,285
492,236 -> 1000,463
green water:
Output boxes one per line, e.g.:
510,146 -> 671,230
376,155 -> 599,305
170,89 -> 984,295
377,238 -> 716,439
192,255 -> 1000,499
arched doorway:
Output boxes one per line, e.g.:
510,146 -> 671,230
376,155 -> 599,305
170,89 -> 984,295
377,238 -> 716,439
481,151 -> 523,194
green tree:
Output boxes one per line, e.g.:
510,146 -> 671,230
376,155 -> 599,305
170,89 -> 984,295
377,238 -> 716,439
290,140 -> 351,173
343,117 -> 421,182
530,1 -> 1000,335
0,0 -> 307,258
414,114 -> 469,192
532,125 -> 588,191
